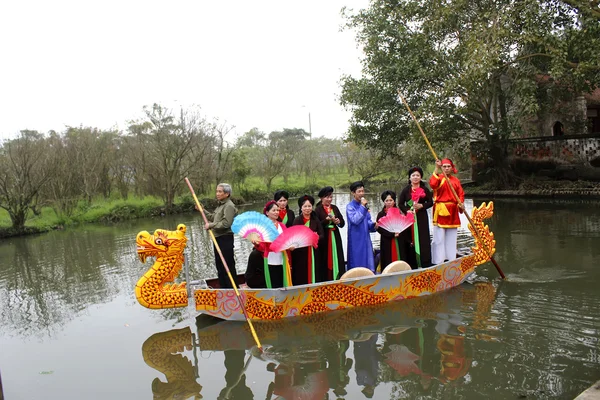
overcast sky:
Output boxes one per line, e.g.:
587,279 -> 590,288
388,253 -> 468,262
0,0 -> 369,142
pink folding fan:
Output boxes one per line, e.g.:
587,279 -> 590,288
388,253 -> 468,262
377,207 -> 414,233
269,225 -> 319,252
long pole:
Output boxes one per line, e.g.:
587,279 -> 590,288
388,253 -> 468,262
184,178 -> 263,350
398,91 -> 506,279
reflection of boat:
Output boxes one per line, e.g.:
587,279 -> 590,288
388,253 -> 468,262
193,282 -> 496,352
141,282 -> 498,399
135,202 -> 496,321
141,327 -> 202,400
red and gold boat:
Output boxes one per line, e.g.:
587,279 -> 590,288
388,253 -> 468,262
134,202 -> 496,321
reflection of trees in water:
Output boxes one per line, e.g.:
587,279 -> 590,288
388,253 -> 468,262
0,227 -> 134,336
493,200 -> 600,279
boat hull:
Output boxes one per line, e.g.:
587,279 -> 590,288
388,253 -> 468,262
194,254 -> 477,321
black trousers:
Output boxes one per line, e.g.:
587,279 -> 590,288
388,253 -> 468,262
213,234 -> 237,288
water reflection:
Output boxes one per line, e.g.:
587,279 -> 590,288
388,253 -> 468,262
2,199 -> 600,398
141,282 -> 497,399
141,327 -> 202,400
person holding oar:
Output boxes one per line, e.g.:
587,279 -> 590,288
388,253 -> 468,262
399,91 -> 505,279
201,183 -> 238,288
429,159 -> 465,264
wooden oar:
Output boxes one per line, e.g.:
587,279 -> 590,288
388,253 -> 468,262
184,178 -> 263,350
398,92 -> 506,279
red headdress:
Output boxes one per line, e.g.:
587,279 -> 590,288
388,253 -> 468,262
263,200 -> 277,215
441,158 -> 458,174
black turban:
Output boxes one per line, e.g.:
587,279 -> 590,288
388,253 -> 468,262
408,166 -> 424,178
349,181 -> 364,193
298,194 -> 315,208
273,190 -> 289,201
380,190 -> 396,202
317,186 -> 334,198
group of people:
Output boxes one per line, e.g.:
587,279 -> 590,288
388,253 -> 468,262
203,158 -> 464,290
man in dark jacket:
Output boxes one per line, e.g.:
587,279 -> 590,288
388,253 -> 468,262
205,183 -> 238,288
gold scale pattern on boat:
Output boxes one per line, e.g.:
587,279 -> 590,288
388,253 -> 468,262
134,202 -> 496,318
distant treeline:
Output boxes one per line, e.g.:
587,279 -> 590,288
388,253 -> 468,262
1,103 -> 448,232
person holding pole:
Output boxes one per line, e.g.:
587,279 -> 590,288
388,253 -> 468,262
203,183 -> 238,288
186,177 -> 263,350
398,91 -> 505,279
429,159 -> 464,264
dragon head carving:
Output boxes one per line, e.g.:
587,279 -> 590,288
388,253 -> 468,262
135,224 -> 189,309
137,224 -> 187,262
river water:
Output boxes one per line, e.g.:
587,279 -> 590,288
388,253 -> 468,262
0,195 -> 599,399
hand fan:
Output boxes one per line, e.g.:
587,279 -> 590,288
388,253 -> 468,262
231,211 -> 279,243
377,207 -> 414,234
269,225 -> 319,252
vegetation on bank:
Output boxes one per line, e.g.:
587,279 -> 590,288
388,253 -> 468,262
0,169 -> 410,238
0,115 -> 425,237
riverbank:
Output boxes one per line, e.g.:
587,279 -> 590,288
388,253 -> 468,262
0,180 -> 383,239
464,179 -> 600,199
0,196 -> 211,239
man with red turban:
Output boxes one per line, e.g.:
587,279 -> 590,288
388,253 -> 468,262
429,159 -> 465,264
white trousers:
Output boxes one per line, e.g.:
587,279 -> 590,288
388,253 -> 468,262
432,226 -> 458,264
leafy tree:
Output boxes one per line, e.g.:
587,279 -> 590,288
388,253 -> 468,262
63,126 -> 115,202
237,127 -> 267,148
340,142 -> 397,184
229,147 -> 252,190
212,119 -> 235,187
110,134 -> 135,200
261,128 -> 308,190
45,131 -> 80,218
127,104 -> 215,212
340,0 -> 600,186
0,131 -> 56,231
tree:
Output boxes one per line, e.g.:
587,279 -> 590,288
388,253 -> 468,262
340,0 -> 600,186
127,104 -> 215,213
260,128 -> 308,190
45,131 -> 80,218
212,119 -> 235,187
0,131 -> 55,231
340,141 -> 397,184
229,147 -> 252,190
63,126 -> 115,202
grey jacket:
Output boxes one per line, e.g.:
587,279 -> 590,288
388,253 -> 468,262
207,198 -> 237,237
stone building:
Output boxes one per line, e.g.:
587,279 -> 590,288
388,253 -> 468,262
471,86 -> 600,182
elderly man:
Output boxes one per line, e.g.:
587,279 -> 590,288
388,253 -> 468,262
346,181 -> 377,271
205,183 -> 238,288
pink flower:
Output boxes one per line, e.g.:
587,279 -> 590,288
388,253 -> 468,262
411,187 -> 425,203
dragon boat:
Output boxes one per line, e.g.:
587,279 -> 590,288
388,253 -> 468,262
135,202 -> 496,321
